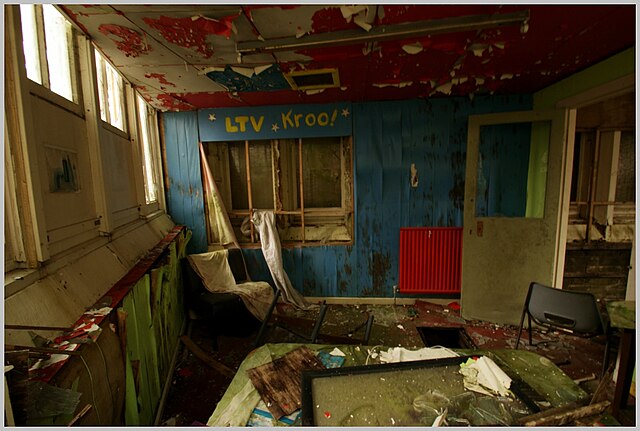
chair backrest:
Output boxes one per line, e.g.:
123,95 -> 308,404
526,282 -> 603,335
227,248 -> 249,284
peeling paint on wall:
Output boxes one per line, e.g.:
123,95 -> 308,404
99,24 -> 151,58
156,94 -> 195,112
143,14 -> 238,58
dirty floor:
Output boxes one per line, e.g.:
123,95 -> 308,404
160,300 -> 635,426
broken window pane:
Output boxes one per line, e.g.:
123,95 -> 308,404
249,141 -> 274,209
106,60 -> 125,130
43,4 -> 73,101
615,131 -> 635,203
137,95 -> 158,203
299,137 -> 342,208
228,142 -> 249,210
94,51 -> 108,122
94,49 -> 126,131
20,4 -> 42,84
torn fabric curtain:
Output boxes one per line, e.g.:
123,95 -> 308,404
198,142 -> 238,247
251,210 -> 311,310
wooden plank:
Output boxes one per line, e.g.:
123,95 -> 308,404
518,401 -> 610,426
179,335 -> 235,378
246,346 -> 325,419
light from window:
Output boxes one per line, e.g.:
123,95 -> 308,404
137,95 -> 159,203
19,4 -> 75,102
42,5 -> 74,101
19,4 -> 42,84
204,136 -> 353,244
95,49 -> 126,131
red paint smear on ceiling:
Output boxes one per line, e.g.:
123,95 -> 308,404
156,94 -> 195,111
99,24 -> 151,58
143,14 -> 238,58
60,6 -> 90,34
144,73 -> 176,87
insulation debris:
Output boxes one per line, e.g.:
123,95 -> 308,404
402,42 -> 424,54
469,43 -> 488,57
372,81 -> 413,88
435,82 -> 453,95
305,89 -> 325,95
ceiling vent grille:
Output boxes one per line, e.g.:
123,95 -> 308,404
285,68 -> 340,90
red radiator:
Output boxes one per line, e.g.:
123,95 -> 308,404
398,227 -> 463,294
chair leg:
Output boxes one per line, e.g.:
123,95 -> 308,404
310,301 -> 328,344
254,289 -> 281,347
515,307 -> 527,349
527,314 -> 533,346
363,314 -> 374,345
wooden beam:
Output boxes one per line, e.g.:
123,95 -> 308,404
517,401 -> 610,426
179,335 -> 235,378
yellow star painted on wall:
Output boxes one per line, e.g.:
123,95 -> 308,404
209,113 -> 216,121
271,123 -> 280,132
341,108 -> 350,118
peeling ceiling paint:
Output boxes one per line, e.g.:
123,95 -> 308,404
99,24 -> 150,58
60,4 -> 634,111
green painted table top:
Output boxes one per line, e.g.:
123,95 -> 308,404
207,343 -> 588,427
606,300 -> 635,330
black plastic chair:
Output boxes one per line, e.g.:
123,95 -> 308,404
515,281 -> 610,376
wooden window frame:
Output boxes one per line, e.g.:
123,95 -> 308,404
135,93 -> 163,211
570,127 -> 635,243
205,136 -> 354,246
18,4 -> 81,106
94,47 -> 128,133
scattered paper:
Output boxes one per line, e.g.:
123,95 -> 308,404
459,356 -> 512,397
84,307 -> 112,317
329,347 -> 346,357
379,347 -> 458,364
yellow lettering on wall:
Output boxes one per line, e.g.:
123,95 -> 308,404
305,113 -> 316,127
250,116 -> 264,132
282,110 -> 294,129
317,112 -> 329,126
294,113 -> 304,128
225,117 -> 238,133
235,116 -> 249,132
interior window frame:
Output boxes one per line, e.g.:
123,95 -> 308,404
204,136 -> 354,246
18,4 -> 81,107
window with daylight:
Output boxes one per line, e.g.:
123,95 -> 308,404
95,48 -> 126,131
203,137 -> 354,245
136,94 -> 161,205
19,4 -> 77,102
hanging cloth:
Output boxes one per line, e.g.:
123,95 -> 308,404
198,142 -> 238,248
251,210 -> 311,310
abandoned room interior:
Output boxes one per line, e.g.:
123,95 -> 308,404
3,3 -> 637,427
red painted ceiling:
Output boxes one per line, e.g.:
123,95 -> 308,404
61,4 -> 635,111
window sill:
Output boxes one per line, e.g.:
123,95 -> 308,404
4,267 -> 41,298
28,80 -> 83,117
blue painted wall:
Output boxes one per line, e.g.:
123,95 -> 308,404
162,95 -> 532,297
162,112 -> 207,254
